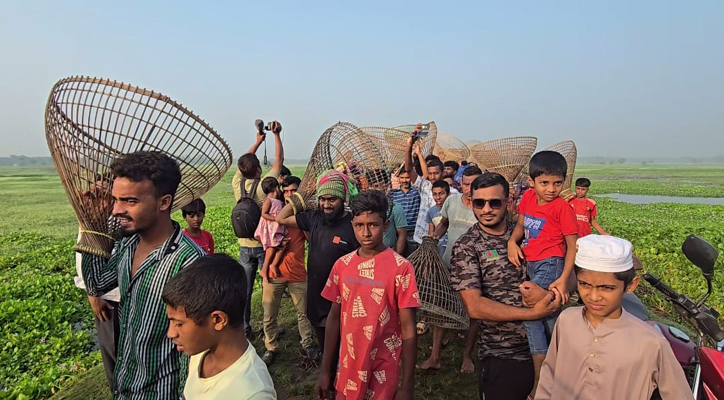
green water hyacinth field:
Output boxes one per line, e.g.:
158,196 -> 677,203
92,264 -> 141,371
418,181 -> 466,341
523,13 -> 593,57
0,164 -> 722,399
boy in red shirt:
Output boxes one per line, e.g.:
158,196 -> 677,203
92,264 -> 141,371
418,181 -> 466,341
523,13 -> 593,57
568,178 -> 609,238
182,198 -> 215,254
508,151 -> 578,398
316,190 -> 420,400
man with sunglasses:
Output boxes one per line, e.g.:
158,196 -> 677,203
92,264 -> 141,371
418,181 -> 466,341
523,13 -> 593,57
419,165 -> 482,373
450,173 -> 561,400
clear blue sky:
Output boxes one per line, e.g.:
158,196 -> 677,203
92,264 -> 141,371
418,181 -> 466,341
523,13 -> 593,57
1,1 -> 722,159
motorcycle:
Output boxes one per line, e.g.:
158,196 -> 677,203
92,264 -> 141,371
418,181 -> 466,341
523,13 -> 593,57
642,235 -> 724,399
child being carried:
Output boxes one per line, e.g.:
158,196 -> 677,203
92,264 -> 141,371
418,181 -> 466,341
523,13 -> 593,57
255,177 -> 288,282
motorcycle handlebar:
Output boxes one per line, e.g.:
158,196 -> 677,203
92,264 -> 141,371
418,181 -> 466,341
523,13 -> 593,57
642,273 -> 680,299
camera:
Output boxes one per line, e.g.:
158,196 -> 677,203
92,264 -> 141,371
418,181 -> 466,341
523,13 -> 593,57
264,122 -> 274,132
413,124 -> 430,138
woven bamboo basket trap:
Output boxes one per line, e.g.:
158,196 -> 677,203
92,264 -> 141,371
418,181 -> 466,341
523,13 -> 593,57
45,76 -> 233,258
407,237 -> 469,330
471,136 -> 538,187
434,131 -> 471,163
287,121 -> 391,213
545,140 -> 577,200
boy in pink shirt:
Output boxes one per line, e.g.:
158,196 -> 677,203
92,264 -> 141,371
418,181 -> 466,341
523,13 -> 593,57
316,190 -> 420,400
508,151 -> 578,398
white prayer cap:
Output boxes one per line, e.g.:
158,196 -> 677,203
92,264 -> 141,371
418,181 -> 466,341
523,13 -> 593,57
575,235 -> 634,273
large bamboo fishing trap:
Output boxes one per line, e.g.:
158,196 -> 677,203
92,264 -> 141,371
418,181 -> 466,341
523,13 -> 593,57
408,237 -> 469,330
545,140 -> 577,200
287,121 -> 391,212
434,132 -> 471,163
45,76 -> 233,258
470,136 -> 538,187
360,121 -> 438,172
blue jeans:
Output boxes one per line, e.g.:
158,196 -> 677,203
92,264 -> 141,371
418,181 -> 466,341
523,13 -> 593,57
523,256 -> 564,354
239,246 -> 265,332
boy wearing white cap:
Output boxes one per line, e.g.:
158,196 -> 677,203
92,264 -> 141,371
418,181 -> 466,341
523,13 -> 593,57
535,235 -> 693,400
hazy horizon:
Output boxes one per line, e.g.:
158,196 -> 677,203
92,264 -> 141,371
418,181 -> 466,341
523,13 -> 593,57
1,1 -> 722,159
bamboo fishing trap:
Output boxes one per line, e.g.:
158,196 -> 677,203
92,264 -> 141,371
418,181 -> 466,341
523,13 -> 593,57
544,140 -> 577,200
45,76 -> 233,258
287,121 -> 391,213
470,136 -> 538,187
408,237 -> 469,330
434,131 -> 471,163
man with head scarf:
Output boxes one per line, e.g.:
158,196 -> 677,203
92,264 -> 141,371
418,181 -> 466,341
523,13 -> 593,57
277,170 -> 360,395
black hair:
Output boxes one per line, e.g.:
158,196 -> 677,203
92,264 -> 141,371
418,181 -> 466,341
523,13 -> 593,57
237,153 -> 261,180
425,154 -> 441,164
111,151 -> 181,203
432,179 -> 450,194
427,159 -> 444,171
574,266 -> 637,288
282,175 -> 301,188
462,165 -> 483,177
470,172 -> 510,198
162,254 -> 247,327
575,177 -> 591,188
461,160 -> 468,166
443,160 -> 460,172
181,198 -> 206,217
280,165 -> 291,177
528,151 -> 567,180
261,176 -> 279,195
350,190 -> 389,221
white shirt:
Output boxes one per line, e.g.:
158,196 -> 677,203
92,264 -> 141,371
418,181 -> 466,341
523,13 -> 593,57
184,342 -> 277,400
412,177 -> 458,243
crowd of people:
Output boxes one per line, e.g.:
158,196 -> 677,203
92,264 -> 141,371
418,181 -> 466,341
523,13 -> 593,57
75,122 -> 694,400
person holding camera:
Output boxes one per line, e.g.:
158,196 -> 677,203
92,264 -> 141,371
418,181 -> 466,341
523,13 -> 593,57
233,120 -> 284,340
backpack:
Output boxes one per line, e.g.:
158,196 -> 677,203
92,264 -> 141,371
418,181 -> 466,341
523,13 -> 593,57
231,178 -> 262,239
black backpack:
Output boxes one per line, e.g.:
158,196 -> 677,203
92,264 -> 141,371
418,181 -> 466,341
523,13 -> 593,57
231,178 -> 262,239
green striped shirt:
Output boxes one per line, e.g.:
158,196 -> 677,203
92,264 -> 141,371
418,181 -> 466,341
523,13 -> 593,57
82,221 -> 204,400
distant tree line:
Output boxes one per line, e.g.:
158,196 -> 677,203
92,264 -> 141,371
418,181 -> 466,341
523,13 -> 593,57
0,155 -> 54,166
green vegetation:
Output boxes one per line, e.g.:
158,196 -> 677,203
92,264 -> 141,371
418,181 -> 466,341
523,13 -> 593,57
0,164 -> 722,399
577,164 -> 724,198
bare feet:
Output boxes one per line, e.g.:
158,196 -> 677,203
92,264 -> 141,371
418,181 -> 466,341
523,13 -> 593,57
460,356 -> 475,374
417,357 -> 441,371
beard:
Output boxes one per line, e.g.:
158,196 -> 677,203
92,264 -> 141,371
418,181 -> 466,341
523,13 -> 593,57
479,212 -> 507,230
321,205 -> 345,225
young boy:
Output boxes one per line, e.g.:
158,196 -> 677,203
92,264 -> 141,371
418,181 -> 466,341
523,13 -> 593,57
508,151 -> 578,396
182,198 -> 215,254
569,178 -> 610,238
535,235 -> 693,400
315,190 -> 420,400
427,180 -> 451,256
163,254 -> 277,400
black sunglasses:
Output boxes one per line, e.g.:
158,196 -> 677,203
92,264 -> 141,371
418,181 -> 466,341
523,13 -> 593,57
472,198 -> 505,210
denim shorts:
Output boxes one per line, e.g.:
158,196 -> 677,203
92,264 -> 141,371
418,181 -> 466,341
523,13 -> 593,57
523,256 -> 564,354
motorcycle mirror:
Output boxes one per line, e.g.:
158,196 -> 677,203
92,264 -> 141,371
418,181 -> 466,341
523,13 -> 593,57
682,235 -> 718,281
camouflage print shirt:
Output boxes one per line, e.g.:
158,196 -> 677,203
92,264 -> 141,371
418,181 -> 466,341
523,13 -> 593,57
450,221 -> 531,361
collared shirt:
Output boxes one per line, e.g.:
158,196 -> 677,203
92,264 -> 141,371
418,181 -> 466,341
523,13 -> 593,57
450,222 -> 530,361
389,187 -> 421,229
535,307 -> 694,400
82,221 -> 204,400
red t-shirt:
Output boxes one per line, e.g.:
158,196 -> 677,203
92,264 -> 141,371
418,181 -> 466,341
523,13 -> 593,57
183,229 -> 214,254
321,248 -> 420,400
272,227 -> 307,282
517,190 -> 578,261
568,197 -> 598,238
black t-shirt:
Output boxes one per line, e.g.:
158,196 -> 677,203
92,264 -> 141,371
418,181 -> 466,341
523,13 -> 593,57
296,210 -> 359,327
